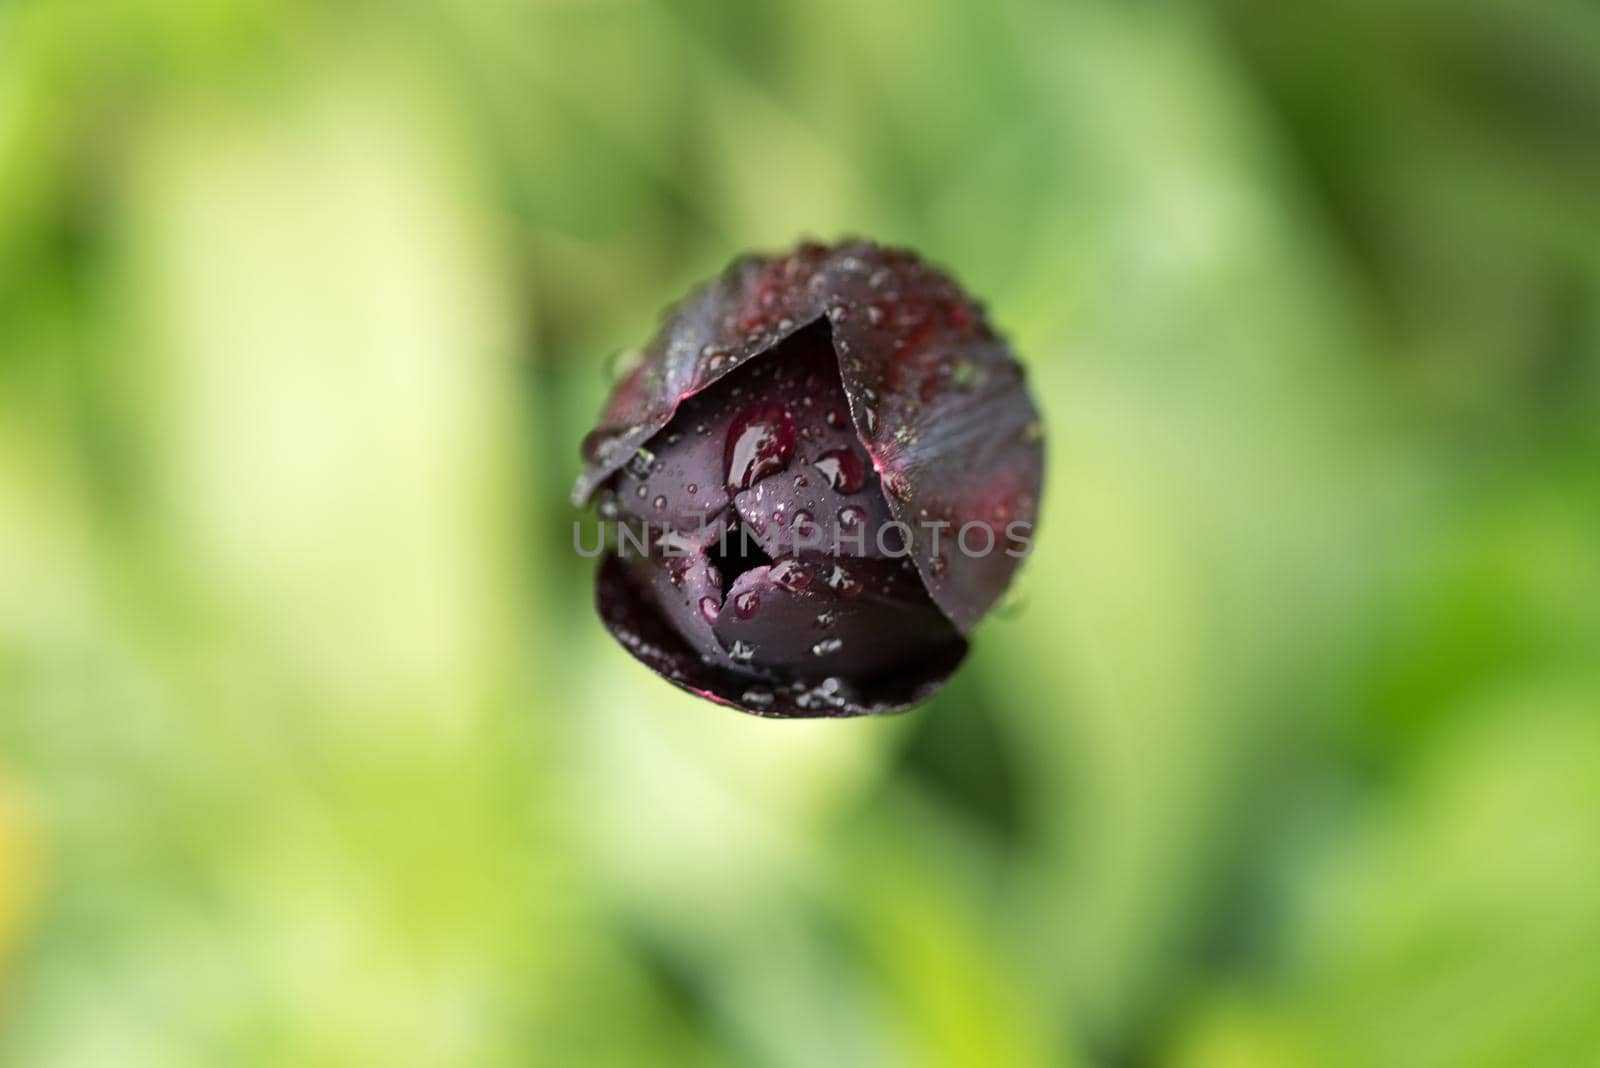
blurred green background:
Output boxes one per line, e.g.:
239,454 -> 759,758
3,0 -> 1599,1065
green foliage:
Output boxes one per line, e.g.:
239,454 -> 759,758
1,0 -> 1597,1064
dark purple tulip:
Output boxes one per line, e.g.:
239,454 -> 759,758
575,240 -> 1044,718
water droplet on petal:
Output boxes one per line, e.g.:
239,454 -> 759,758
814,449 -> 866,493
729,639 -> 756,663
652,495 -> 667,511
734,589 -> 762,619
724,402 -> 797,491
699,597 -> 720,624
770,559 -> 812,592
812,637 -> 843,657
838,505 -> 866,529
826,565 -> 863,599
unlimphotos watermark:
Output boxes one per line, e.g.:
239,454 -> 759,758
573,514 -> 1033,560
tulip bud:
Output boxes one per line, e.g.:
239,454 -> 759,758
576,240 -> 1043,717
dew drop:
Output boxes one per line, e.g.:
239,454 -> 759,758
813,449 -> 866,493
837,505 -> 866,529
635,485 -> 648,499
826,565 -> 863,599
826,408 -> 846,429
770,559 -> 812,592
733,589 -> 762,619
812,637 -> 843,657
815,610 -> 836,628
742,689 -> 775,709
687,483 -> 699,495
699,597 -> 720,624
729,639 -> 756,663
793,474 -> 809,489
724,402 -> 797,491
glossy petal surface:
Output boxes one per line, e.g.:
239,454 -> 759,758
578,241 -> 1043,715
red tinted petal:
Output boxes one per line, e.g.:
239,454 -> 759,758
607,530 -> 741,671
720,322 -> 898,559
711,555 -> 965,684
580,241 -> 1044,640
574,246 -> 838,504
608,404 -> 732,531
596,552 -> 964,718
820,248 -> 1043,632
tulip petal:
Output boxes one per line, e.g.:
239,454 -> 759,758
596,552 -> 965,718
576,242 -> 1042,634
712,555 -> 965,682
821,249 -> 1044,633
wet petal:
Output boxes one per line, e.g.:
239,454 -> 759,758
720,321 -> 897,559
576,241 -> 1042,633
607,322 -> 820,530
606,528 -> 742,671
712,555 -> 965,684
581,242 -> 1043,716
573,243 -> 838,504
821,248 -> 1044,632
596,552 -> 964,718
